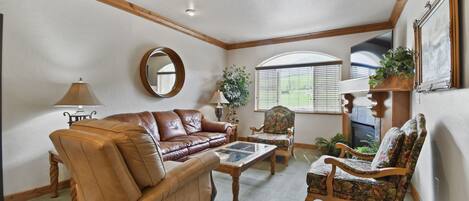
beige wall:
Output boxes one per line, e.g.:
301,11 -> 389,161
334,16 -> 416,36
226,30 -> 389,144
1,0 -> 226,195
394,0 -> 469,200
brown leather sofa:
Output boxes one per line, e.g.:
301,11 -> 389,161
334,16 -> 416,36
50,120 -> 220,201
103,109 -> 234,161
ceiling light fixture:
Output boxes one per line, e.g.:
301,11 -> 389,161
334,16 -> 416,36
185,8 -> 196,17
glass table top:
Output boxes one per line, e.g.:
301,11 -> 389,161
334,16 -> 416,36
214,141 -> 276,167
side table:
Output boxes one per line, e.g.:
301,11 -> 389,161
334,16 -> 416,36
49,150 -> 77,201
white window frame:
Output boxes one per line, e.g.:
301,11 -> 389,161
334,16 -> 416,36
254,52 -> 343,115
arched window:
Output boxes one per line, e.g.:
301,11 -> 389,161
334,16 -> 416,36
255,52 -> 342,113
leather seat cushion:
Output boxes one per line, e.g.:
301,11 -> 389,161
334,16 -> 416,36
159,141 -> 188,154
104,111 -> 160,141
168,135 -> 210,146
187,142 -> 210,154
307,155 -> 397,201
192,132 -> 226,140
71,120 -> 166,190
174,109 -> 203,134
162,148 -> 189,161
208,137 -> 226,148
153,111 -> 188,141
247,133 -> 293,148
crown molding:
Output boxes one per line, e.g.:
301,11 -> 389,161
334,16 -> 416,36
97,0 -> 227,49
226,22 -> 393,50
98,0 -> 407,50
389,0 -> 408,26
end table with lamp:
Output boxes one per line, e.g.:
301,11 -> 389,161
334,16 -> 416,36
49,78 -> 102,199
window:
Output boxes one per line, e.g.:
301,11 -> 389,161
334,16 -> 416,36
255,52 -> 342,113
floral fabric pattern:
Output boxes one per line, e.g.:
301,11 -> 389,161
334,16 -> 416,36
247,133 -> 293,148
263,106 -> 295,134
371,127 -> 404,169
307,155 -> 397,201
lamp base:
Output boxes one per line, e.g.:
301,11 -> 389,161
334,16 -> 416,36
215,107 -> 223,122
63,110 -> 97,127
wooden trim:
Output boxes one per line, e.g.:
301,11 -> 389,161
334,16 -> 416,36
4,179 -> 71,201
294,143 -> 317,150
410,183 -> 421,201
255,60 -> 342,70
97,0 -> 227,49
0,14 -> 3,199
226,22 -> 393,50
389,0 -> 408,26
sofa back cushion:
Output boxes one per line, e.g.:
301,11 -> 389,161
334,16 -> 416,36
50,129 -> 142,201
104,111 -> 160,141
71,120 -> 166,190
174,109 -> 203,134
371,127 -> 404,169
153,111 -> 188,141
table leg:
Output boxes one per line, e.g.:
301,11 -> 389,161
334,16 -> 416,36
232,174 -> 240,201
270,151 -> 276,175
49,152 -> 59,198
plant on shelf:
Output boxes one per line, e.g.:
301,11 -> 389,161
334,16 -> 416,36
369,47 -> 415,88
314,133 -> 348,157
219,65 -> 251,124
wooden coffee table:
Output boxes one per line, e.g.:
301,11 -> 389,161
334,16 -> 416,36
213,141 -> 277,201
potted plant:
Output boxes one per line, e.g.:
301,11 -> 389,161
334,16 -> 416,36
218,65 -> 251,124
314,133 -> 348,157
368,47 -> 415,89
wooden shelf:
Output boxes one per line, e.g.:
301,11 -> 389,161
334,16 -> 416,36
370,76 -> 414,92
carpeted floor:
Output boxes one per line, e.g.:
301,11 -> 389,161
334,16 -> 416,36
31,148 -> 413,201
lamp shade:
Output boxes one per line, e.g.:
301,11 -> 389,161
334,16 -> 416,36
55,78 -> 102,107
209,90 -> 229,104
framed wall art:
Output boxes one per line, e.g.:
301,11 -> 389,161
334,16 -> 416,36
414,0 -> 460,92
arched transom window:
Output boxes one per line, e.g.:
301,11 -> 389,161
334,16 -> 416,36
255,52 -> 342,113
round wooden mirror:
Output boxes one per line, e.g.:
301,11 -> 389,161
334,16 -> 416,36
140,47 -> 185,98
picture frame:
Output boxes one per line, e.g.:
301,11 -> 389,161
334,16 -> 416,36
414,0 -> 460,92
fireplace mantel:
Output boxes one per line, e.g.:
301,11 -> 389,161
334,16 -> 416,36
339,77 -> 412,142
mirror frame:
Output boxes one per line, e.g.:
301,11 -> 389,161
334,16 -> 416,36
140,47 -> 185,98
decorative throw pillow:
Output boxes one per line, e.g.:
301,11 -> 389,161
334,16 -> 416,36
72,119 -> 166,189
371,127 -> 405,169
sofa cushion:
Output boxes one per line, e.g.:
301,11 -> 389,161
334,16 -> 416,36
247,133 -> 293,148
153,111 -> 187,141
169,135 -> 210,146
207,138 -> 227,148
71,120 -> 166,189
307,155 -> 397,201
104,111 -> 160,141
371,128 -> 405,169
192,132 -> 226,140
159,141 -> 188,154
174,109 -> 203,134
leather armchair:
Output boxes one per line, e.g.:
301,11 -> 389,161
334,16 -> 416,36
50,128 -> 220,201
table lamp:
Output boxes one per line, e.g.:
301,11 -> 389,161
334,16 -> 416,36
54,78 -> 102,126
209,90 -> 229,121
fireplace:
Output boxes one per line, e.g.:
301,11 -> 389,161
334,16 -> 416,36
350,106 -> 380,148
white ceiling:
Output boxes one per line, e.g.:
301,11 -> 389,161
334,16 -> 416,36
128,0 -> 396,43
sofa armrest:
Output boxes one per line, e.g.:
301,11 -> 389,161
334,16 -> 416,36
139,152 -> 220,201
202,118 -> 232,133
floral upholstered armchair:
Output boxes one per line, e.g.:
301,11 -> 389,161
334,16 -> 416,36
306,114 -> 427,201
248,105 -> 295,165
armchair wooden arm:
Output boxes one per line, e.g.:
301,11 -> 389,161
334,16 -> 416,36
249,125 -> 264,134
336,143 -> 375,161
323,156 -> 409,198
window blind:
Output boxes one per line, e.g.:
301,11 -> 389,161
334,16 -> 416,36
256,62 -> 341,113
